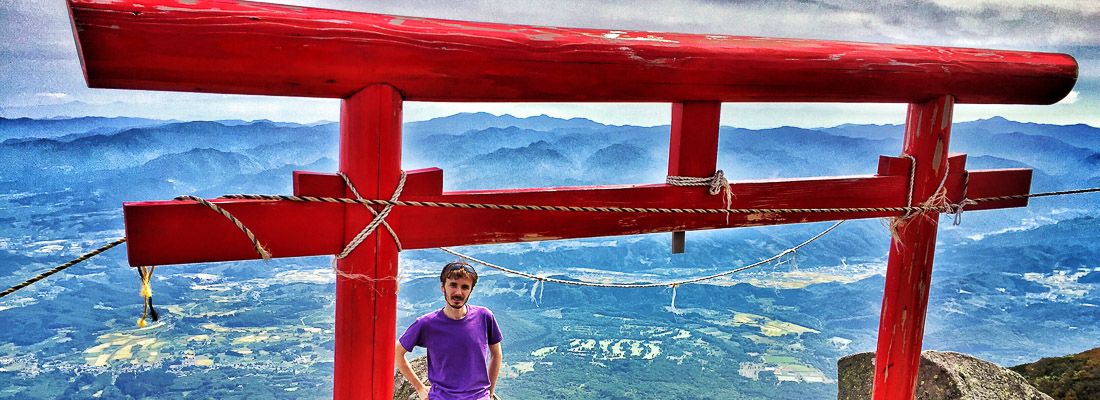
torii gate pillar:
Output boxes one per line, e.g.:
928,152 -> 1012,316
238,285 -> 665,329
336,85 -> 402,400
873,95 -> 954,399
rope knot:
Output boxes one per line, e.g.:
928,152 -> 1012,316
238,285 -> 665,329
707,170 -> 727,196
667,170 -> 733,222
336,171 -> 406,259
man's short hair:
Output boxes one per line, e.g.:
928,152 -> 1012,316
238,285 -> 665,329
440,261 -> 478,288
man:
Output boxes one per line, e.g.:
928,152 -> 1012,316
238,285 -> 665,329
396,261 -> 504,400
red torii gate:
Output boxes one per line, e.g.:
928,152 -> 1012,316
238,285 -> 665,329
66,1 -> 1076,399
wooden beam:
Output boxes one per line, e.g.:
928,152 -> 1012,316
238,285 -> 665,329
67,0 -> 1077,104
872,95 -> 955,400
122,167 -> 1030,266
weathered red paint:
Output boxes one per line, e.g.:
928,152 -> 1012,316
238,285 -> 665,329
873,95 -> 955,400
67,0 -> 1076,104
334,85 -> 401,400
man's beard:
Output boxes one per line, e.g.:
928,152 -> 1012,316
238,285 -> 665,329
447,295 -> 467,309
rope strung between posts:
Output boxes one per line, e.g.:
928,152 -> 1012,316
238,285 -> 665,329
442,220 -> 843,309
2,184 -> 1098,300
440,220 -> 844,289
0,237 -> 127,299
667,170 -> 732,222
217,186 -> 1100,216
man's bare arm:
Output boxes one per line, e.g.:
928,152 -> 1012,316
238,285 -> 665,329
394,341 -> 428,398
488,342 -> 502,398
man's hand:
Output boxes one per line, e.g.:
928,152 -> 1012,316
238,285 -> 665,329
396,341 -> 430,400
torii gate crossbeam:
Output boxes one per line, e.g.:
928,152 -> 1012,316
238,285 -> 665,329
65,1 -> 1077,399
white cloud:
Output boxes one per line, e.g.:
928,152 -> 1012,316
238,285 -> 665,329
930,0 -> 1100,14
35,92 -> 69,100
1056,90 -> 1080,105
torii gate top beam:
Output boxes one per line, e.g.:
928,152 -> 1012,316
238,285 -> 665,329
68,0 -> 1076,104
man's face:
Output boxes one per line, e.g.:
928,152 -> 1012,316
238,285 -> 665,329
441,276 -> 475,309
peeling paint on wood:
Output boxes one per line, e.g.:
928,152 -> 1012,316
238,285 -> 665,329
873,95 -> 955,400
67,0 -> 1077,103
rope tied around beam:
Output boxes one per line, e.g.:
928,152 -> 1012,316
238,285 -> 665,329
949,171 -> 978,226
667,170 -> 732,222
336,170 -> 406,257
888,155 -> 958,242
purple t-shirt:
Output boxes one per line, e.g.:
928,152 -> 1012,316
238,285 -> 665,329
399,305 -> 503,400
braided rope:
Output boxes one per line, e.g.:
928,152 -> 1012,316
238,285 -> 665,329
901,155 -> 917,218
0,237 -> 127,299
440,219 -> 844,289
336,171 -> 406,258
667,170 -> 733,222
1,186 -> 1096,299
218,189 -> 1096,215
175,195 -> 271,260
951,171 -> 976,226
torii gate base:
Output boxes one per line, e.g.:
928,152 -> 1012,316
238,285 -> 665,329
65,1 -> 1076,399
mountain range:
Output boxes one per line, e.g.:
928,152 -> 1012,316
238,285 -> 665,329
0,113 -> 1097,399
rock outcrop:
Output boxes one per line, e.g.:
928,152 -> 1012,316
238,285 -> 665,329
838,351 -> 1052,400
393,356 -> 502,400
393,356 -> 430,400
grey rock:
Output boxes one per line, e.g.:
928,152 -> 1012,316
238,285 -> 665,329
838,351 -> 1052,400
394,356 -> 430,400
393,356 -> 502,400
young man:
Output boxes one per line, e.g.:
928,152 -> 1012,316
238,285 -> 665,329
395,262 -> 504,400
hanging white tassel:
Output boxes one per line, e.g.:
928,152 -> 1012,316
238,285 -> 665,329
670,284 -> 679,311
538,278 -> 545,307
529,279 -> 540,306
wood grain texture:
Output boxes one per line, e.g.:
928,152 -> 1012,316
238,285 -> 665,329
67,0 -> 1077,104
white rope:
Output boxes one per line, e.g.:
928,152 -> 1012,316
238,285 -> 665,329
890,154 -> 955,242
440,219 -> 844,290
336,171 -> 406,259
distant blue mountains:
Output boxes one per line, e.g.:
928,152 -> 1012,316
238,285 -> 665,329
0,113 -> 1097,399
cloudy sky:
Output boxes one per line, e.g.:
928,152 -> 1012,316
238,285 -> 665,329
1,0 -> 1097,128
